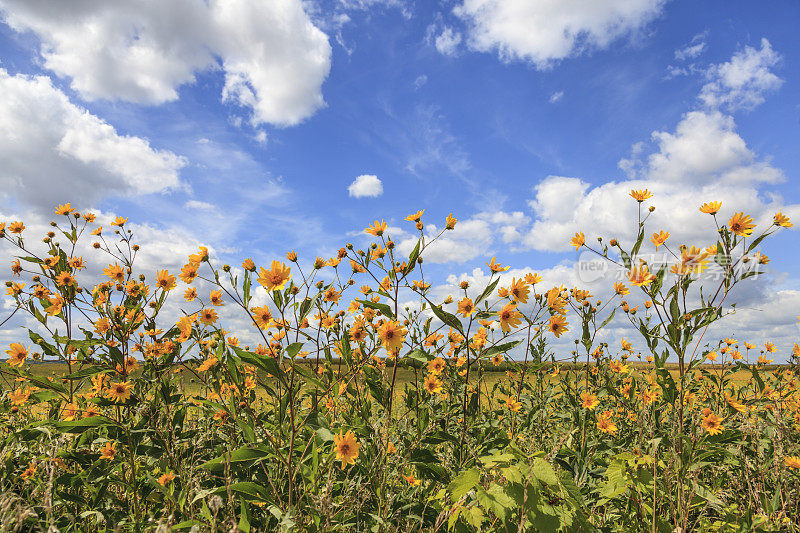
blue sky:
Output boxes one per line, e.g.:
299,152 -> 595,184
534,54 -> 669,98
0,0 -> 798,357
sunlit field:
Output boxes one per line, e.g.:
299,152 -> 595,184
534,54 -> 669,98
1,199 -> 799,532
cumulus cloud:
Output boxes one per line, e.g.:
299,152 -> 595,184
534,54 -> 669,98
429,261 -> 800,359
521,110 -> 794,253
455,0 -> 666,67
0,69 -> 185,209
397,211 -> 530,264
699,38 -> 782,112
645,110 -> 782,185
519,40 -> 791,253
0,0 -> 331,126
0,205 -> 228,348
348,174 -> 383,198
549,91 -> 564,103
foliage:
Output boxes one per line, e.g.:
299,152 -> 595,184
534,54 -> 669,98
0,199 -> 798,531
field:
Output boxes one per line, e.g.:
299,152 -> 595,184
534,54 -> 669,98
1,203 -> 799,532
15,361 -> 759,394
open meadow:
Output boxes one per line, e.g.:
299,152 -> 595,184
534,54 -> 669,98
3,1 -> 800,531
1,201 -> 799,532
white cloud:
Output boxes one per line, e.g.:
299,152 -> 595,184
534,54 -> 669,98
0,69 -> 185,209
185,200 -> 215,210
397,211 -> 530,264
664,65 -> 689,78
674,33 -> 707,61
674,42 -> 705,61
699,38 -> 782,111
428,261 -> 800,360
521,111 -> 794,252
413,75 -> 428,89
0,206 -> 219,348
0,0 -> 331,126
549,91 -> 564,103
516,40 -> 792,253
646,110 -> 782,185
455,0 -> 666,68
404,104 -> 471,177
348,174 -> 383,198
435,26 -> 462,56
336,0 -> 410,14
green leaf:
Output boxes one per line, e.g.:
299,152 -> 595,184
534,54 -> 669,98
243,271 -> 252,307
358,299 -> 395,320
404,240 -> 421,276
477,484 -> 516,520
63,366 -> 105,380
620,249 -> 632,270
239,499 -> 252,533
599,308 -> 616,329
413,461 -> 450,482
465,506 -> 484,528
631,226 -> 646,257
29,331 -> 59,357
482,340 -> 521,359
423,297 -> 463,334
650,264 -> 667,296
531,458 -> 558,486
232,346 -> 285,385
298,294 -> 319,321
285,342 -> 304,359
449,467 -> 480,501
295,365 -> 326,391
475,277 -> 500,306
229,482 -> 271,502
52,416 -> 115,434
25,374 -> 67,394
200,444 -> 273,472
693,482 -> 724,509
746,232 -> 769,253
405,349 -> 431,365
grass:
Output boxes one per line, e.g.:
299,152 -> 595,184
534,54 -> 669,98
7,359 -> 763,397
